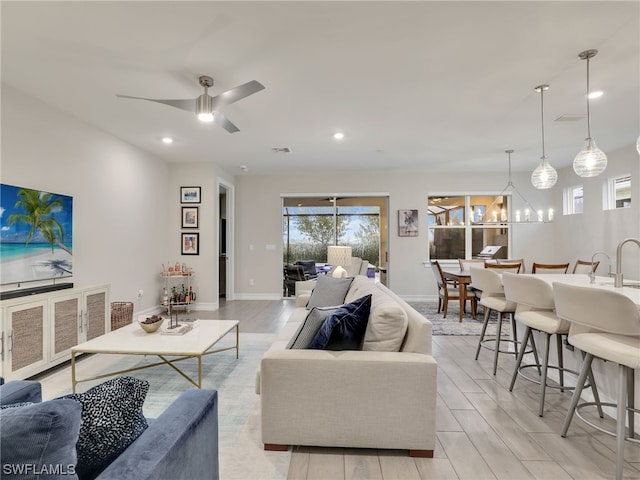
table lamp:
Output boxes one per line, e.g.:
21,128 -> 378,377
327,246 -> 352,278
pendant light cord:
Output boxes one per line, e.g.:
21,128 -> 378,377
540,87 -> 546,158
586,56 -> 592,139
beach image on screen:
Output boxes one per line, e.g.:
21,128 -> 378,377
0,184 -> 73,285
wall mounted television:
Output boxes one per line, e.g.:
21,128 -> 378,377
0,183 -> 73,297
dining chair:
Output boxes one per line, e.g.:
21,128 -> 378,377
572,259 -> 600,274
458,258 -> 485,271
470,267 -> 518,374
431,260 -> 476,319
498,258 -> 526,273
502,273 -> 597,417
485,262 -> 522,273
531,262 -> 570,274
553,282 -> 640,480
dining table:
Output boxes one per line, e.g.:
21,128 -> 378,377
441,268 -> 473,322
440,271 -> 640,322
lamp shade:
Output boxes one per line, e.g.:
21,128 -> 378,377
573,137 -> 607,177
327,246 -> 352,271
531,157 -> 558,189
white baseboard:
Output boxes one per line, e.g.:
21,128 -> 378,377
234,293 -> 283,301
399,294 -> 438,302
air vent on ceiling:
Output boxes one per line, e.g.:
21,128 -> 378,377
271,147 -> 292,153
554,114 -> 586,122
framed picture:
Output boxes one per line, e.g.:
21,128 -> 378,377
181,206 -> 199,229
398,209 -> 419,237
180,186 -> 201,204
181,232 -> 199,255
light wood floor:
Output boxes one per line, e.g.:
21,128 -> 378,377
34,299 -> 640,479
220,299 -> 639,480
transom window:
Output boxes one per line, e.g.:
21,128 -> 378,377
603,174 -> 631,210
563,185 -> 584,215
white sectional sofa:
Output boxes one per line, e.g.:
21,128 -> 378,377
257,275 -> 437,456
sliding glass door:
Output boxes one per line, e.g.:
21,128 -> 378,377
282,196 -> 388,293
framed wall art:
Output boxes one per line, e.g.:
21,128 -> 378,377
180,186 -> 201,204
181,206 -> 199,229
181,232 -> 199,255
398,209 -> 419,237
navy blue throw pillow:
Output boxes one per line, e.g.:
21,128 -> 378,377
310,294 -> 372,350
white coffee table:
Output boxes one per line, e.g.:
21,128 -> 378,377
70,319 -> 239,392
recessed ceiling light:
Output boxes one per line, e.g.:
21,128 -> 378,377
333,132 -> 345,140
588,91 -> 603,99
162,137 -> 173,144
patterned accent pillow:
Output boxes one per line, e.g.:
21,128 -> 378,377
310,294 -> 372,350
286,306 -> 339,349
305,275 -> 353,310
58,376 -> 149,480
0,401 -> 33,410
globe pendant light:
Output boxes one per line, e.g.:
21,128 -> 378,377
531,84 -> 557,189
573,49 -> 607,177
636,135 -> 640,155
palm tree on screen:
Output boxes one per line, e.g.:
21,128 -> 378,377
7,188 -> 72,255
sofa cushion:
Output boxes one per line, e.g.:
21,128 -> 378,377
310,294 -> 372,350
58,376 -> 149,480
306,275 -> 353,310
287,306 -> 339,349
0,398 -> 81,479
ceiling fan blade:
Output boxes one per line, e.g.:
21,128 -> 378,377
210,80 -> 265,109
116,94 -> 195,113
214,111 -> 240,133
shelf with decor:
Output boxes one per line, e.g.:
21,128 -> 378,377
160,272 -> 195,315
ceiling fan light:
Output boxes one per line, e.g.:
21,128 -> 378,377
531,157 -> 558,189
573,137 -> 608,177
196,93 -> 214,122
197,112 -> 214,122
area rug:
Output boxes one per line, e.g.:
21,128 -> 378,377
38,330 -> 290,480
409,301 -> 510,336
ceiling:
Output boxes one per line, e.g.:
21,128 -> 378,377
2,1 -> 638,175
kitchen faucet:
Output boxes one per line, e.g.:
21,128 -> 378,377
614,238 -> 640,288
589,251 -> 610,284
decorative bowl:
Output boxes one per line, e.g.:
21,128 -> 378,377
138,315 -> 164,333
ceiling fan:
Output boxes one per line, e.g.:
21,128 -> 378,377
116,75 -> 265,133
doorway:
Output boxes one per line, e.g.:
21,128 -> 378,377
282,195 -> 389,296
217,181 -> 234,300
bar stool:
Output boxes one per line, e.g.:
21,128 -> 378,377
502,273 -> 599,417
470,267 -> 518,375
553,282 -> 640,480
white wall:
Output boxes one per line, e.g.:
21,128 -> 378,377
1,84 -> 170,313
234,171 -> 563,299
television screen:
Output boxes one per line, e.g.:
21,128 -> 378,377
0,183 -> 73,286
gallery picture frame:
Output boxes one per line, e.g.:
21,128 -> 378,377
181,232 -> 199,255
398,209 -> 419,237
181,206 -> 199,229
180,186 -> 201,204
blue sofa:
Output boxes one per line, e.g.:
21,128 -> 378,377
0,379 -> 219,480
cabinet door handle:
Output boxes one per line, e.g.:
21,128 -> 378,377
84,311 -> 89,330
8,330 -> 13,354
0,331 -> 4,362
79,310 -> 83,333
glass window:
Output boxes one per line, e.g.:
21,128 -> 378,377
428,194 -> 510,260
603,174 -> 631,210
563,185 -> 583,215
